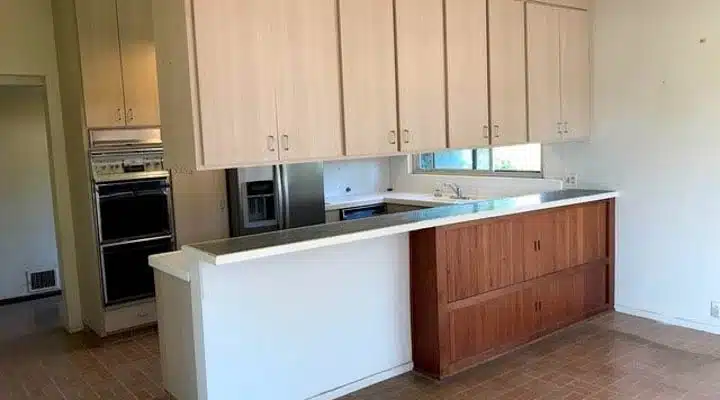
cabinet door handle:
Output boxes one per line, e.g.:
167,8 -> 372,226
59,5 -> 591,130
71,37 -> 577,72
402,129 -> 410,144
563,121 -> 569,134
539,301 -> 543,311
482,125 -> 489,139
267,135 -> 276,151
115,108 -> 123,122
493,124 -> 500,138
281,134 -> 290,151
557,121 -> 563,135
127,108 -> 134,122
537,240 -> 541,251
389,130 -> 397,144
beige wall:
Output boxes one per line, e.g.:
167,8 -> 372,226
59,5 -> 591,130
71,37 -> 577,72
0,0 -> 82,330
0,86 -> 59,300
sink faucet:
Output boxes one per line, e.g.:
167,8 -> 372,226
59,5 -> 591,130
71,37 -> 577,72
441,183 -> 463,199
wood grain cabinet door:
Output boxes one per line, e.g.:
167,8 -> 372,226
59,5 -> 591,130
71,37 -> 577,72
339,0 -> 399,157
395,0 -> 447,152
579,202 -> 609,265
559,7 -> 591,140
191,0 -> 280,167
446,0 -> 490,149
449,290 -> 525,363
488,0 -> 527,146
526,2 -> 563,143
582,263 -> 609,315
523,212 -> 557,280
75,0 -> 126,128
117,0 -> 161,127
276,0 -> 344,162
444,219 -> 524,303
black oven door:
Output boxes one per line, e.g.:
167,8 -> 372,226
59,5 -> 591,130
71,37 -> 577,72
96,179 -> 171,243
101,236 -> 174,306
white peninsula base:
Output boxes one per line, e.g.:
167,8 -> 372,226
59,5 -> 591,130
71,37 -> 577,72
152,234 -> 412,400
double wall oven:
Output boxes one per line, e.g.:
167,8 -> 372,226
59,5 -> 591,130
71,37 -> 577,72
90,130 -> 175,307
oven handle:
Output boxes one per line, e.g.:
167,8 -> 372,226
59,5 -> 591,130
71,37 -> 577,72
98,191 -> 135,200
100,234 -> 174,249
134,188 -> 169,197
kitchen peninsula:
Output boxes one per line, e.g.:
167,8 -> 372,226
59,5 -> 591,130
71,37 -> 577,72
149,189 -> 617,400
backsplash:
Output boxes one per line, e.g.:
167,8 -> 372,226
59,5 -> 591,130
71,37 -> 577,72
323,158 -> 391,198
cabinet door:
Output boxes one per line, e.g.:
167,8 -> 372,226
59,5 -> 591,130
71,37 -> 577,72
171,170 -> 229,246
579,202 -> 608,265
339,0 -> 398,156
488,0 -> 527,146
446,0 -> 490,149
449,290 -> 526,363
192,0 -> 280,167
560,8 -> 591,140
582,263 -> 609,315
526,3 -> 563,143
117,0 -> 161,127
395,0 -> 447,152
523,212 -> 557,280
75,0 -> 126,128
444,219 -> 524,302
276,0 -> 344,161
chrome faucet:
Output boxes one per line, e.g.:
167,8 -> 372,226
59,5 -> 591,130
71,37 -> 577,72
441,183 -> 464,199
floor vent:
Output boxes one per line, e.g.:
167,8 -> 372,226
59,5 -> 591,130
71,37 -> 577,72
27,270 -> 58,292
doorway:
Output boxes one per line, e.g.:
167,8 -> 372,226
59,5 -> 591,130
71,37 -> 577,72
0,80 -> 63,334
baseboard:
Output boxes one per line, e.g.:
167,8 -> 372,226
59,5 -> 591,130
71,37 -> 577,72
615,305 -> 720,335
307,362 -> 413,400
0,290 -> 61,306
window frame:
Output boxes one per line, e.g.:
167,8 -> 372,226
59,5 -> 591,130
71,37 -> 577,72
412,147 -> 544,178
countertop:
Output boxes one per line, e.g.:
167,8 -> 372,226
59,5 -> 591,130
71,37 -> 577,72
324,192 -> 483,211
185,189 -> 618,266
148,251 -> 190,282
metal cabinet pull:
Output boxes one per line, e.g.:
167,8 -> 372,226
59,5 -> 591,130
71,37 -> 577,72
537,240 -> 541,251
267,135 -> 276,151
389,130 -> 397,145
563,121 -> 569,134
482,125 -> 490,139
127,108 -> 135,122
115,108 -> 123,122
402,129 -> 410,144
281,134 -> 290,151
557,121 -> 564,135
493,124 -> 500,138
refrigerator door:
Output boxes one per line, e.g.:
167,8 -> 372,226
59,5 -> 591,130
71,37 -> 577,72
276,162 -> 326,230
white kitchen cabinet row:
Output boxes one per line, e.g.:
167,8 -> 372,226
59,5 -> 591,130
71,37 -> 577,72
153,0 -> 592,171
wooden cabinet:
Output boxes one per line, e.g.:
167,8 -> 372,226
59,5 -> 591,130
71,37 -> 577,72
446,0 -> 490,149
444,219 -> 524,302
488,0 -> 528,146
76,0 -> 160,128
155,0 -> 342,170
339,0 -> 399,157
395,0 -> 447,153
410,200 -> 614,378
527,3 -> 591,143
171,170 -> 229,246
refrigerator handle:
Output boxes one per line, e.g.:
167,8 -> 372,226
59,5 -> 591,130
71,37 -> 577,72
275,165 -> 290,230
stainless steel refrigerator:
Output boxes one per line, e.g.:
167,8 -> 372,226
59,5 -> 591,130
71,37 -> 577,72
227,162 -> 326,237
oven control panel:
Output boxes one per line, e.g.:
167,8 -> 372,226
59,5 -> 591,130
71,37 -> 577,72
92,153 -> 165,180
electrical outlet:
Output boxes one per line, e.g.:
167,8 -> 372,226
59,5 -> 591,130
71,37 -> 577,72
711,302 -> 720,319
564,173 -> 579,188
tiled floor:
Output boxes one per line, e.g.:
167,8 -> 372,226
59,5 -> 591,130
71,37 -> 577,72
0,296 -> 166,399
3,297 -> 720,399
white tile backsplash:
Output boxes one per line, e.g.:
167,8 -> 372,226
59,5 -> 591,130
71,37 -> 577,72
323,158 -> 392,198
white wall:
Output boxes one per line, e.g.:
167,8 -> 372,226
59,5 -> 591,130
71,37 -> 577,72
0,86 -> 59,300
0,0 -> 82,329
544,0 -> 720,333
324,158 -> 392,197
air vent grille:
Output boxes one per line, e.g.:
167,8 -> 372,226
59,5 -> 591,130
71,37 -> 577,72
27,270 -> 58,292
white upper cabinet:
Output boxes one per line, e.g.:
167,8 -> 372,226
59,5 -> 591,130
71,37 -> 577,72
446,0 -> 490,150
339,0 -> 399,157
488,0 -> 528,146
527,2 -> 591,143
395,0 -> 448,153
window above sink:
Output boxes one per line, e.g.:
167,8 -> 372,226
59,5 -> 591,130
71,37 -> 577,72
415,144 -> 542,178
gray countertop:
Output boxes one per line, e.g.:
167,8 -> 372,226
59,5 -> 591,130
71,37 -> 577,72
188,189 -> 616,263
